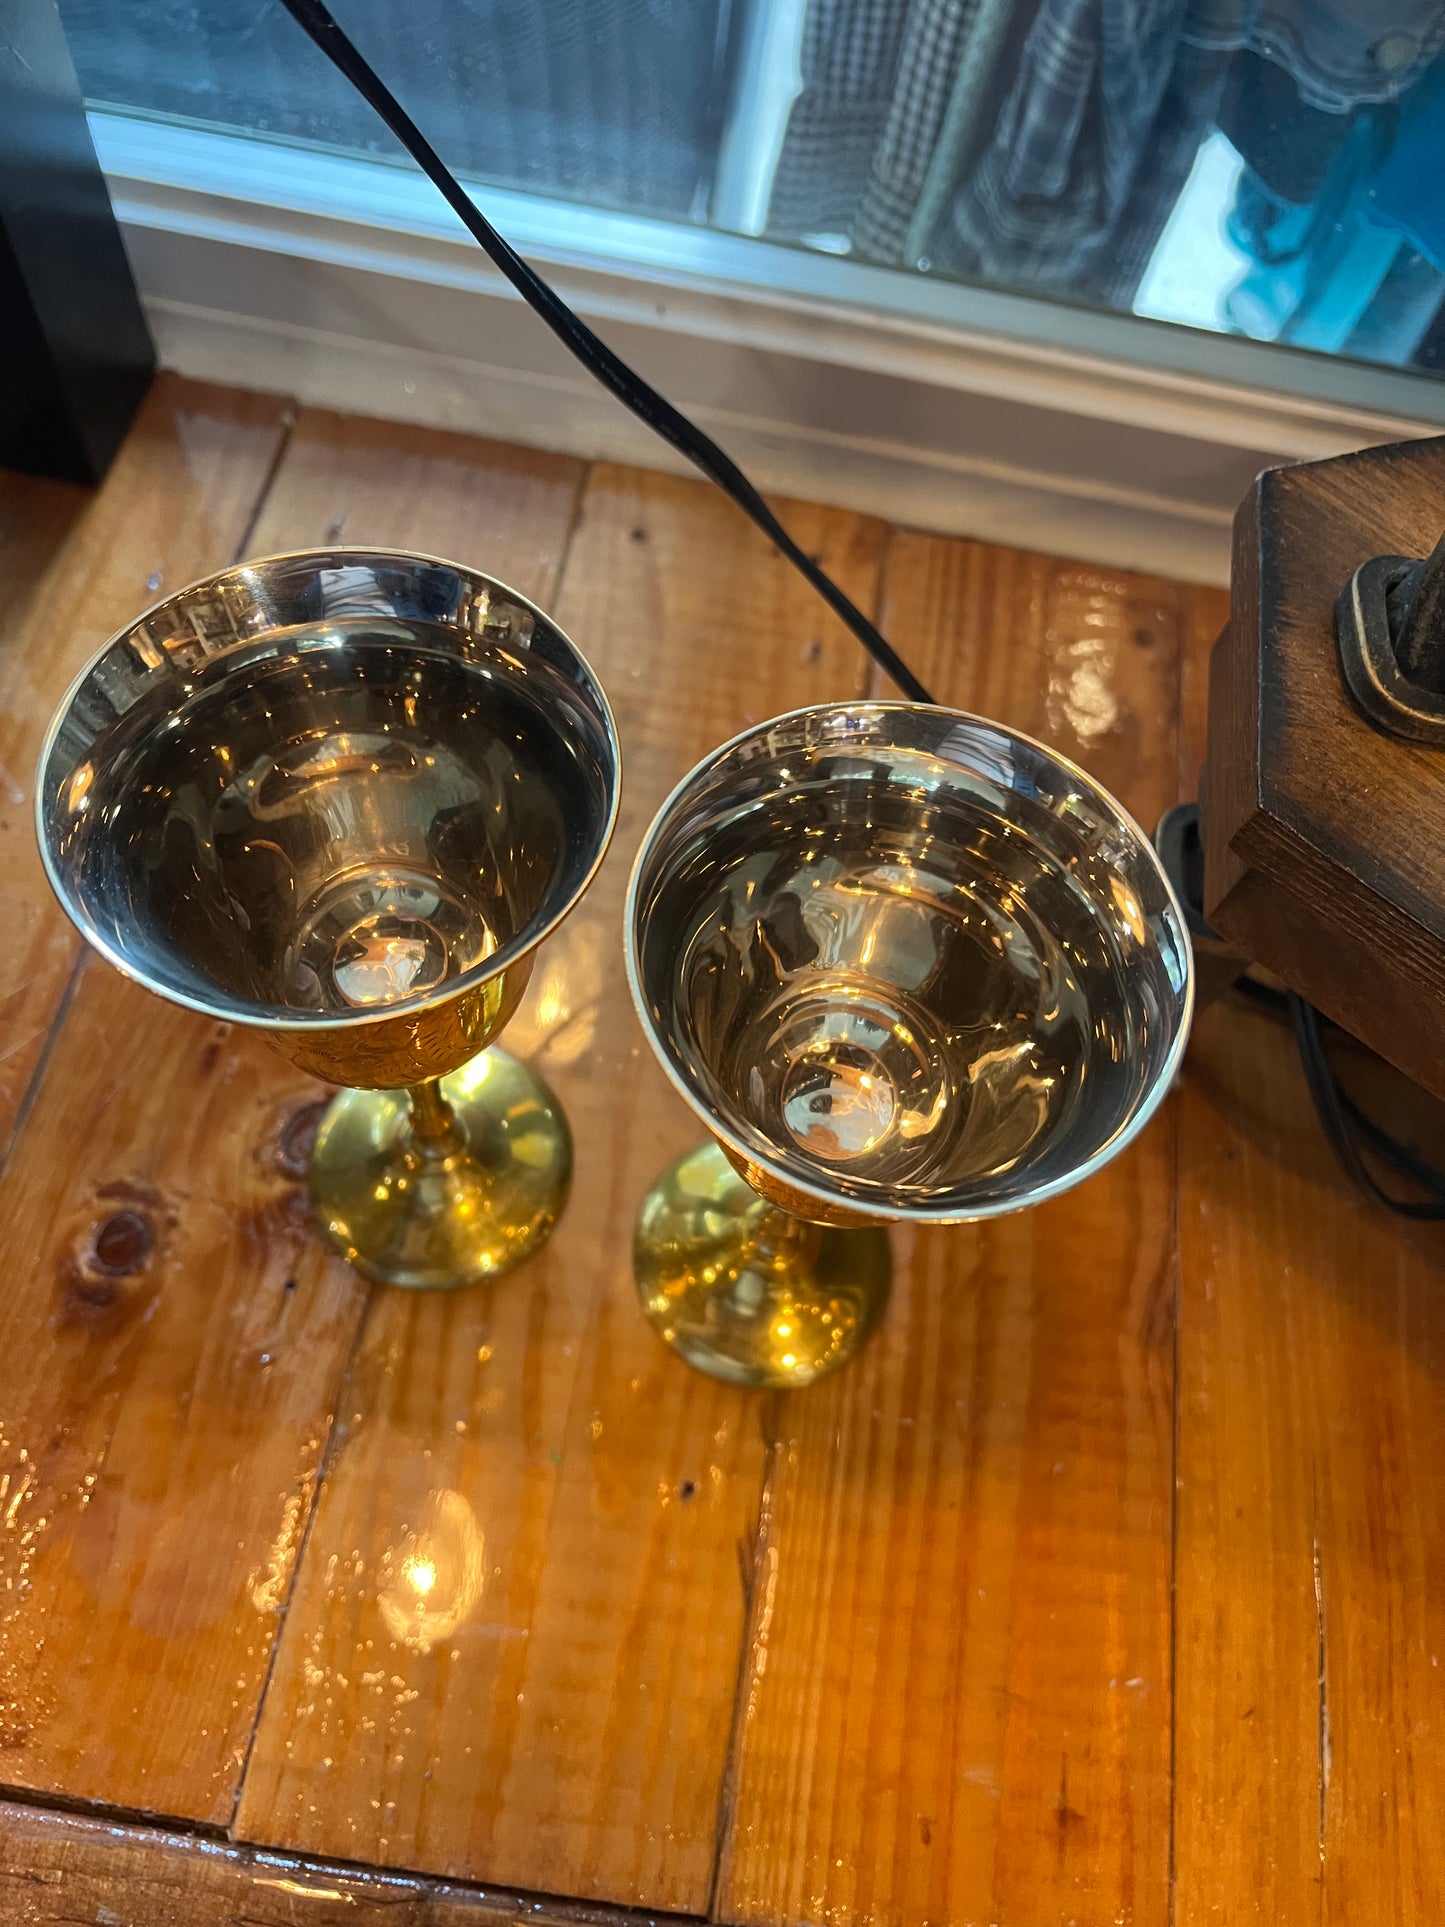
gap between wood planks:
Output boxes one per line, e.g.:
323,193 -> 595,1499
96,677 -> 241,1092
699,534 -> 888,1920
3,407 -> 1207,1918
214,440 -> 892,1878
0,1789 -> 709,1927
0,390 -> 302,1175
223,436 -> 595,1840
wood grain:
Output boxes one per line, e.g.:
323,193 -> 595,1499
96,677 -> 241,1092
719,537 -> 1185,1927
1175,584 -> 1445,1925
243,407 -> 587,575
0,1799 -> 696,1927
237,455 -> 886,1908
1181,586 -> 1229,794
1174,999 -> 1445,1925
0,965 -> 364,1820
9,390 -> 1442,1926
0,407 -> 589,1826
0,377 -> 291,1148
0,378 -> 353,1825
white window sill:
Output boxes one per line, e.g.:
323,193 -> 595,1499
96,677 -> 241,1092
95,111 -> 1445,585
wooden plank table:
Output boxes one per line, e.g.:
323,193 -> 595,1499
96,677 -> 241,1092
0,380 -> 1442,1925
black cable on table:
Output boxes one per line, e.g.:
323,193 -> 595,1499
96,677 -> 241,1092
1237,978 -> 1445,1215
1287,993 -> 1445,1219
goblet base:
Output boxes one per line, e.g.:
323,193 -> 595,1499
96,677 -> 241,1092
310,1049 -> 571,1290
635,1141 -> 890,1389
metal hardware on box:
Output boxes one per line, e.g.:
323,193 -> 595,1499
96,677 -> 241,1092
1336,532 -> 1445,746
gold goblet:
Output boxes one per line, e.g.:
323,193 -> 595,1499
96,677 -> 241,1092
626,702 -> 1192,1388
37,550 -> 619,1289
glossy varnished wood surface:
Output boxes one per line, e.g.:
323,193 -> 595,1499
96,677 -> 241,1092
0,378 -> 357,1822
0,1800 -> 691,1926
0,398 -> 1442,1925
720,542 -> 1182,1927
1175,586 -> 1445,1925
236,436 -> 883,1908
0,965 -> 364,1818
0,378 -> 290,1146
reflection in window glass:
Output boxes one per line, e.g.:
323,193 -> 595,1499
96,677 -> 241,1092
61,0 -> 1445,373
59,0 -> 735,219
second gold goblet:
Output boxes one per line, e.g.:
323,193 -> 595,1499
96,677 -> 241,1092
37,549 -> 619,1289
626,702 -> 1193,1387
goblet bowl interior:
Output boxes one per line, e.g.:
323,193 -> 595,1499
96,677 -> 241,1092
627,703 -> 1191,1221
37,552 -> 619,1029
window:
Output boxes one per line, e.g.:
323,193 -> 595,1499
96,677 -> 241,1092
59,1 -> 1445,582
63,0 -> 1445,371
61,0 -> 735,221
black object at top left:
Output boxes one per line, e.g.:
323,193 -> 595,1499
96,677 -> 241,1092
0,0 -> 154,485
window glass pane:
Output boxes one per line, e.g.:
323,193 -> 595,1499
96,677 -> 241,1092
59,0 -> 734,219
60,0 -> 1445,374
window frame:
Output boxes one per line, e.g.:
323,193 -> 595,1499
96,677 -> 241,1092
94,109 -> 1445,583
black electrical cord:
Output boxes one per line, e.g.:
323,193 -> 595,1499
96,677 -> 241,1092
273,0 -> 1443,1225
1288,993 -> 1445,1219
273,0 -> 936,707
1235,977 -> 1445,1216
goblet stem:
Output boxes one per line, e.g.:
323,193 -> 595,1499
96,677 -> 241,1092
406,1077 -> 467,1156
308,1049 -> 572,1289
634,1141 -> 890,1388
719,1205 -> 823,1313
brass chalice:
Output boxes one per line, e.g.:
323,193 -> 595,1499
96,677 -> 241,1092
37,551 -> 619,1289
626,702 -> 1192,1387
